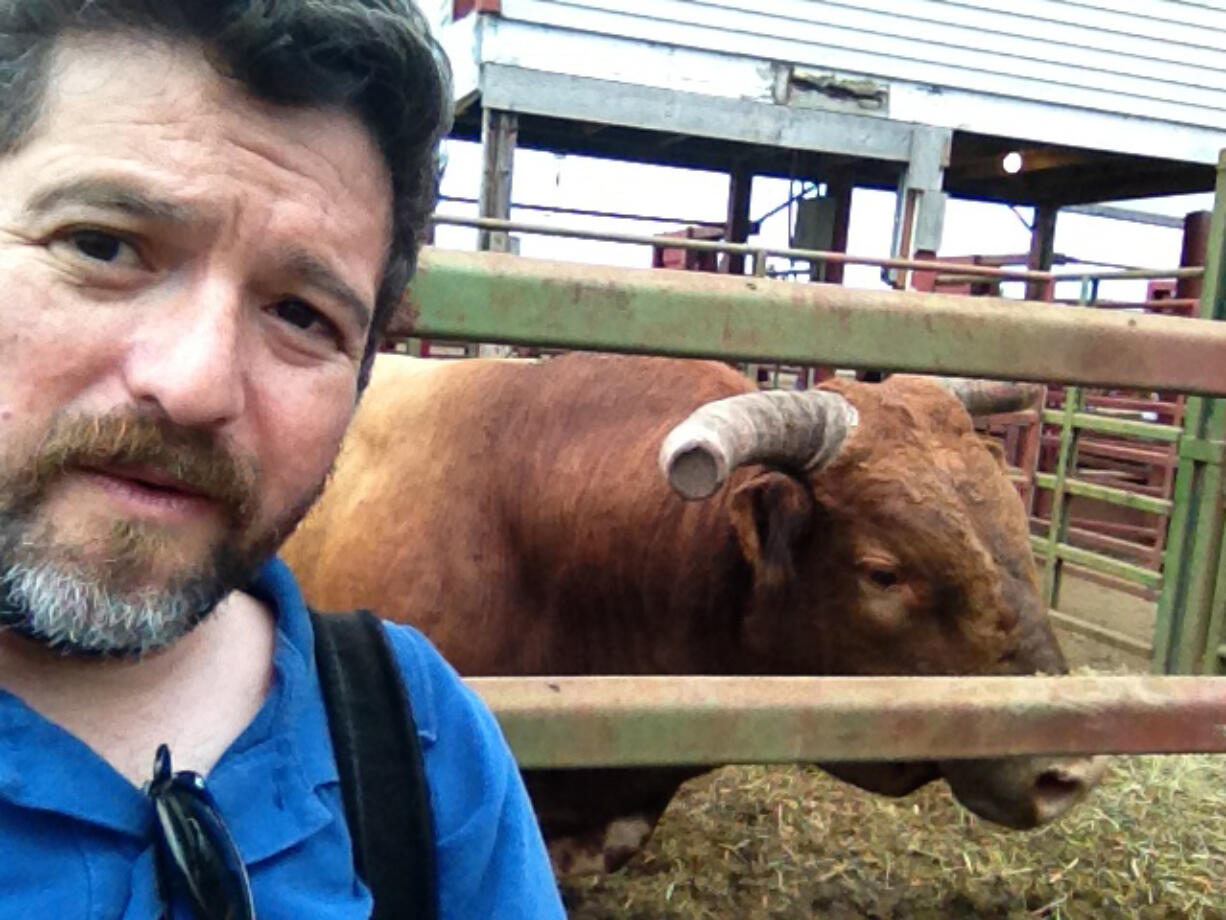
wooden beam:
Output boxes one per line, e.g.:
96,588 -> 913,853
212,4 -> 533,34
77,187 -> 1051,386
481,64 -> 915,163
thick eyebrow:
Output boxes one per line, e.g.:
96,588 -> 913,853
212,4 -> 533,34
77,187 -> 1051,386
22,177 -> 200,225
278,246 -> 374,335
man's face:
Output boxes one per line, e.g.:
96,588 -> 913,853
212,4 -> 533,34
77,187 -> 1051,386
0,35 -> 392,654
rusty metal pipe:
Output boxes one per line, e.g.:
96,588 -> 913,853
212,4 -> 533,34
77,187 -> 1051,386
400,250 -> 1226,395
430,215 -> 1203,283
466,675 -> 1226,768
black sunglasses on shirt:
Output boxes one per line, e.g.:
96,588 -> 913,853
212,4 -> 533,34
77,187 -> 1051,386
146,743 -> 256,920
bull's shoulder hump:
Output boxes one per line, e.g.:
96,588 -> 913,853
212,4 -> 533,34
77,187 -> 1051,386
368,354 -> 538,390
359,355 -> 524,418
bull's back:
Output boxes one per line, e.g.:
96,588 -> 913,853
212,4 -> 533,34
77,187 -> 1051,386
281,353 -> 752,672
283,356 -> 530,653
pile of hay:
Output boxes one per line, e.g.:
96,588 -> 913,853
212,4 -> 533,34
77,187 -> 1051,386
562,754 -> 1226,919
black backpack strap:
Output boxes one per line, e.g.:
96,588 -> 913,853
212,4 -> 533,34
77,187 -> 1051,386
311,609 -> 437,920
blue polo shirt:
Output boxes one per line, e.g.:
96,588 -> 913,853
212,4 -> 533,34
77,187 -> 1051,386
0,557 -> 565,918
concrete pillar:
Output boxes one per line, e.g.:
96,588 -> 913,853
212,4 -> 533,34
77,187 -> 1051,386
888,126 -> 950,288
478,107 -> 517,253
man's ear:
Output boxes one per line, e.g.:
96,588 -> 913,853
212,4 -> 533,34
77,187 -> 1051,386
728,471 -> 814,589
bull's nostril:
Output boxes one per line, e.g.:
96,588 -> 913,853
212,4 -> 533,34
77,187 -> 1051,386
1036,769 -> 1081,797
943,756 -> 1106,830
1031,769 -> 1089,824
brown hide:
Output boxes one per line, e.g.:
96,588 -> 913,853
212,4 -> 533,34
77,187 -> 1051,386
289,354 -> 757,677
282,354 -> 1100,872
780,373 -> 1067,682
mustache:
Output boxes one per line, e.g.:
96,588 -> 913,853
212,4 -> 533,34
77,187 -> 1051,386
9,411 -> 258,522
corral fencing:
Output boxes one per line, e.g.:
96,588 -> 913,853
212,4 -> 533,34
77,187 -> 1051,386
384,156 -> 1226,765
424,214 -> 1202,669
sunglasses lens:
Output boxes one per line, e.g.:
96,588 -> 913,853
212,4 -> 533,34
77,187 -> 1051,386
151,757 -> 254,920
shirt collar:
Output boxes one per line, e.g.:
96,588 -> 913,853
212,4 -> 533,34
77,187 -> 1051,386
0,557 -> 342,862
204,556 -> 341,864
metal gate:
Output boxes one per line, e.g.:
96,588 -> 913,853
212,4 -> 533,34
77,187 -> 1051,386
382,158 -> 1226,760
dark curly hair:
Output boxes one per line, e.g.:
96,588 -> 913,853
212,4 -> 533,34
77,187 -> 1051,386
0,0 -> 452,386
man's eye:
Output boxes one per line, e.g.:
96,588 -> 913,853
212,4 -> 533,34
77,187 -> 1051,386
273,299 -> 337,338
64,229 -> 137,265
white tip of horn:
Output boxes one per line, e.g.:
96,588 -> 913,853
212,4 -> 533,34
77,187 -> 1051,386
658,391 -> 859,501
659,426 -> 729,500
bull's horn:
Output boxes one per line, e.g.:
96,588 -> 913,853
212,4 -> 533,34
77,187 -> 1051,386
935,378 -> 1045,416
660,390 -> 859,500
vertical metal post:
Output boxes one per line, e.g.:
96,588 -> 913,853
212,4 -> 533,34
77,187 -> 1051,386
478,107 -> 517,253
475,107 -> 519,357
1175,210 -> 1211,303
818,179 -> 853,286
809,178 -> 853,383
1154,151 -> 1226,674
1025,205 -> 1058,302
724,163 -> 754,276
1040,279 -> 1092,610
1200,500 -> 1226,674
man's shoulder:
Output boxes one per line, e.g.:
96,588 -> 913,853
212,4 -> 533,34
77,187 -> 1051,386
373,619 -> 566,918
367,617 -> 519,833
372,619 -> 496,755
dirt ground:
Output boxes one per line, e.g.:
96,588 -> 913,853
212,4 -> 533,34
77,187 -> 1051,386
1047,573 -> 1155,673
560,575 -> 1225,919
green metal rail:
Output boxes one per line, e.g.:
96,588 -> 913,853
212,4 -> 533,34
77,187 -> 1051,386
468,675 -> 1226,767
397,251 -> 1226,393
1038,383 -> 1083,610
1032,474 -> 1171,516
1029,535 -> 1164,592
437,214 -> 1205,285
1038,409 -> 1182,443
1047,610 -> 1155,659
1030,345 -> 1177,620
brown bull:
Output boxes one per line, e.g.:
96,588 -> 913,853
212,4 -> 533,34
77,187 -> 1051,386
282,353 -> 1105,874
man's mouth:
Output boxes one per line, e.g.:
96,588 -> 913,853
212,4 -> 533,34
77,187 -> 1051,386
73,464 -> 220,520
85,463 -> 209,498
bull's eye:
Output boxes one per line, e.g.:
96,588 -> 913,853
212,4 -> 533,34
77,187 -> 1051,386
867,568 -> 900,589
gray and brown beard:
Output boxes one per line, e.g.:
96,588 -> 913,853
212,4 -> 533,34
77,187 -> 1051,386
0,410 -> 322,658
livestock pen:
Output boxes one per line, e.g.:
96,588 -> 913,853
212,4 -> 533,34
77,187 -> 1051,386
378,160 -> 1226,915
404,220 -> 1223,677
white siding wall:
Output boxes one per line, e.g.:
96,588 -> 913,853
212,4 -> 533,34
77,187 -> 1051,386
428,0 -> 455,26
487,0 -> 1226,157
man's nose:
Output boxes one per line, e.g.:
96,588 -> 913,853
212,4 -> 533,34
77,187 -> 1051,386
121,279 -> 248,429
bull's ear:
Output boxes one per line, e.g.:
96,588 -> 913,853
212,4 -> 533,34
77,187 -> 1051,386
728,471 -> 814,587
979,435 -> 1007,469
